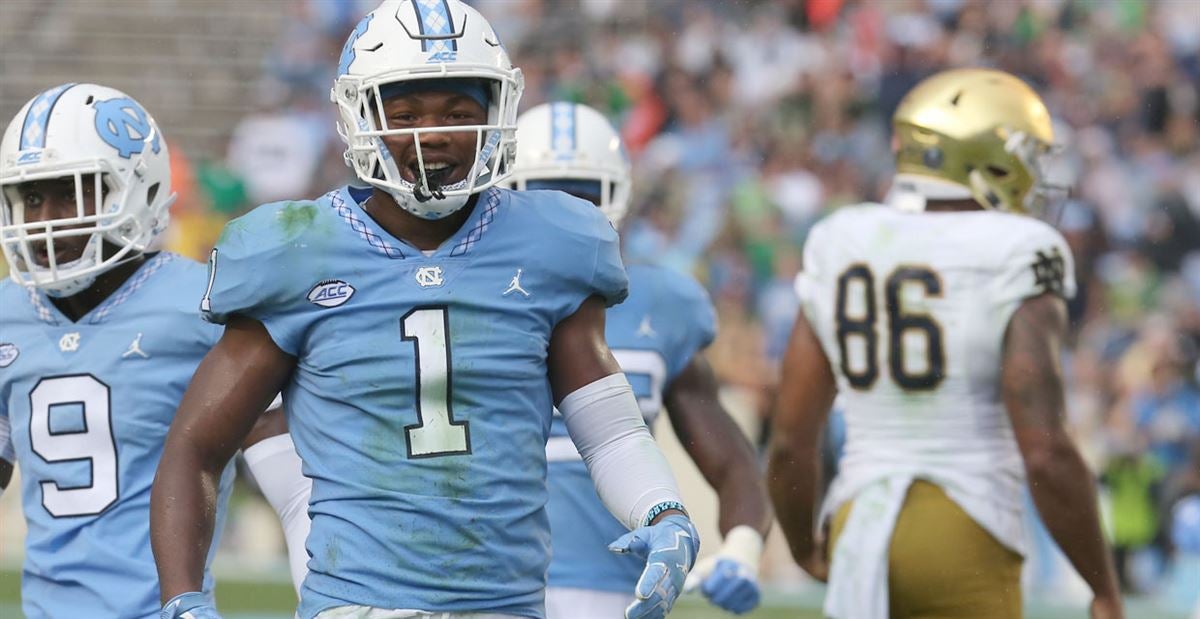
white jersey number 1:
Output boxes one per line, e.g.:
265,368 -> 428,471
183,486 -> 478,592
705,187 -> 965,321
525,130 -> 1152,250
401,306 -> 471,458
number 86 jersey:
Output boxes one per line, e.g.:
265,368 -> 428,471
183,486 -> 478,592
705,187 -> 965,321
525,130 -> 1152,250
795,203 -> 1076,555
0,253 -> 234,619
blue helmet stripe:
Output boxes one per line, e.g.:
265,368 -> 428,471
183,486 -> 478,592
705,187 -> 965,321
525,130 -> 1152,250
338,13 -> 374,77
550,102 -> 577,161
412,0 -> 458,53
19,83 -> 77,150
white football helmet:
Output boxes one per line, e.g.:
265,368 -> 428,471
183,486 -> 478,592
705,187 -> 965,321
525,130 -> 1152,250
509,102 -> 632,227
0,83 -> 174,297
333,0 -> 524,220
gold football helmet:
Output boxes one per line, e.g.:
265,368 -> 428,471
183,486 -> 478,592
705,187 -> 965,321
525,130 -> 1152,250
892,68 -> 1057,214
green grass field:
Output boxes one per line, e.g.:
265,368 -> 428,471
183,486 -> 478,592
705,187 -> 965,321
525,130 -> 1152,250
0,566 -> 1188,618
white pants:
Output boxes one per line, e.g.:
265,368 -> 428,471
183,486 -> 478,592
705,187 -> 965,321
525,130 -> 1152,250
315,607 -> 525,619
544,588 -> 631,619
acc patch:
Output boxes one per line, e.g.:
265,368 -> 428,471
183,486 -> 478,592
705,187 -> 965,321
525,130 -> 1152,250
0,343 -> 18,368
15,150 -> 42,165
307,279 -> 355,308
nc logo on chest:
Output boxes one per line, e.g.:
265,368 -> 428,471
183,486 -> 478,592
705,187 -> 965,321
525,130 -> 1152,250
59,332 -> 81,352
415,266 -> 445,288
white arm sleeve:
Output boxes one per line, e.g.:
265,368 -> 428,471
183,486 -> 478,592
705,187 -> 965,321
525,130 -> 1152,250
559,373 -> 684,530
243,433 -> 312,594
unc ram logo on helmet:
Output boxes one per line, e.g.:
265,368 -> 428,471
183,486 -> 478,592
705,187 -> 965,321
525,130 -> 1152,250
333,0 -> 523,221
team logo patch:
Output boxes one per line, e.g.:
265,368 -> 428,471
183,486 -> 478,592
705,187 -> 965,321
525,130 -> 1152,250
415,266 -> 445,288
59,332 -> 81,352
307,279 -> 356,308
15,150 -> 42,165
0,343 -> 18,368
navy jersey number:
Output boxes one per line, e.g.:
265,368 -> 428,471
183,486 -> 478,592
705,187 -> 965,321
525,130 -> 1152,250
835,266 -> 945,392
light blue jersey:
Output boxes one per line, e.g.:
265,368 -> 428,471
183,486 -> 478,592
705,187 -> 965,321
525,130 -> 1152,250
200,186 -> 628,619
545,263 -> 716,592
0,253 -> 234,619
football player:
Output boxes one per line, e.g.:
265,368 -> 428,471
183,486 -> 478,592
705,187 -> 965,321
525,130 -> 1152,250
0,84 -> 312,619
767,68 -> 1124,619
150,2 -> 698,619
508,102 -> 771,617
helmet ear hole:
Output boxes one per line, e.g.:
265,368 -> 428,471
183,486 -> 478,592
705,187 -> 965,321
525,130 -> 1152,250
986,165 -> 1010,179
146,182 -> 160,206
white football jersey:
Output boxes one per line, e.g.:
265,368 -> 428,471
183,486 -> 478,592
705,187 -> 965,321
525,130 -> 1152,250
797,203 -> 1076,553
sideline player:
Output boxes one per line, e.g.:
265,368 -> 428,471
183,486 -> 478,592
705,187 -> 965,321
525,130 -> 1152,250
0,83 -> 311,619
150,2 -> 698,619
509,101 -> 772,617
767,68 -> 1124,619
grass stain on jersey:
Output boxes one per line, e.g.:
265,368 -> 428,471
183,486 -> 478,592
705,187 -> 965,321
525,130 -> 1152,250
322,538 -> 341,571
277,202 -> 319,239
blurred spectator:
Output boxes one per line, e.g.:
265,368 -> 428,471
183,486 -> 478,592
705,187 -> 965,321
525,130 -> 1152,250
226,83 -> 329,207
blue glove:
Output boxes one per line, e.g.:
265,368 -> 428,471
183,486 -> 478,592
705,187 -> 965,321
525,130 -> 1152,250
609,514 -> 700,619
692,558 -> 761,614
683,525 -> 764,614
161,591 -> 221,619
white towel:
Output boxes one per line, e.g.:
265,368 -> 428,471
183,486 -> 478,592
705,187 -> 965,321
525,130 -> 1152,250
824,474 -> 915,619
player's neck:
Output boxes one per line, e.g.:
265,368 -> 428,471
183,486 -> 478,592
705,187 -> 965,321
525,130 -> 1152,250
365,189 -> 479,252
924,198 -> 984,212
49,255 -> 148,322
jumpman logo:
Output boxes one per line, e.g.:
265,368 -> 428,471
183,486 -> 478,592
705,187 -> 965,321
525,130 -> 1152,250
636,315 -> 657,339
122,332 -> 149,359
503,268 -> 530,297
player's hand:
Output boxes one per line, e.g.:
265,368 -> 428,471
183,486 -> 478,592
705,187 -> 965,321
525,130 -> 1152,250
797,546 -> 829,583
1089,594 -> 1124,619
684,556 -> 760,614
161,592 -> 222,619
683,525 -> 763,614
807,520 -> 832,582
609,514 -> 700,619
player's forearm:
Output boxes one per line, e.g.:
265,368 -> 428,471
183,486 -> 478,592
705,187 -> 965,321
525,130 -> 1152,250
562,373 -> 686,529
1025,438 -> 1120,600
766,437 -> 822,560
150,440 -> 226,601
666,357 -> 773,536
713,457 -> 773,536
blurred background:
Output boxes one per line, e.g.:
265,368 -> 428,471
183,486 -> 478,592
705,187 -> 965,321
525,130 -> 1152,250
1,0 -> 1199,617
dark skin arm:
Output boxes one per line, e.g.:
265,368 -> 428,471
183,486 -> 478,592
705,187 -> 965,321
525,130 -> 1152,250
243,406 -> 289,449
0,458 -> 12,492
664,354 -> 772,536
1001,293 -> 1122,619
548,295 -> 684,525
765,309 -> 837,582
151,316 -> 295,601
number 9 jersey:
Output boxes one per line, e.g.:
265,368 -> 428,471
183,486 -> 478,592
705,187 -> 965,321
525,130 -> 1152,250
795,203 -> 1076,556
0,253 -> 235,619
